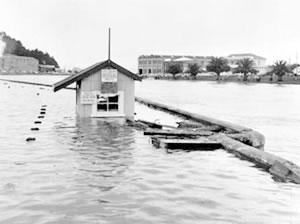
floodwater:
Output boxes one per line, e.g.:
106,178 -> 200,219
0,75 -> 300,223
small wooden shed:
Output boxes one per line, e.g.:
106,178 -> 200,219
53,59 -> 142,120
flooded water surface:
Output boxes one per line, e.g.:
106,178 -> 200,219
0,76 -> 300,223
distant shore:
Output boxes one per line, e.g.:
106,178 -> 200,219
145,74 -> 300,85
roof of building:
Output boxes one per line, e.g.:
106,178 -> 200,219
174,57 -> 192,62
53,59 -> 142,92
138,54 -> 214,60
227,53 -> 266,60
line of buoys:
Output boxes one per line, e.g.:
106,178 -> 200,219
26,104 -> 47,142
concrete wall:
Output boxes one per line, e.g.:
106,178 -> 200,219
0,55 -> 39,72
76,69 -> 135,119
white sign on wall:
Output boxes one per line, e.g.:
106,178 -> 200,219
101,69 -> 118,82
81,91 -> 99,104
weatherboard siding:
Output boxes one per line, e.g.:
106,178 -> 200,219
76,69 -> 135,119
118,72 -> 135,120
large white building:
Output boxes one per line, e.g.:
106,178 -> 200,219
227,53 -> 266,72
138,55 -> 212,75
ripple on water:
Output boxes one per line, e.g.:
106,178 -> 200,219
1,79 -> 300,223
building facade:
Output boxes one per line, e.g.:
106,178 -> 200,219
53,59 -> 142,120
138,55 -> 213,75
39,64 -> 56,73
0,54 -> 39,73
138,53 -> 267,75
227,53 -> 266,72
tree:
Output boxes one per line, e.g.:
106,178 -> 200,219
206,57 -> 230,81
188,63 -> 200,79
271,60 -> 290,82
2,32 -> 59,67
166,64 -> 183,79
233,58 -> 258,81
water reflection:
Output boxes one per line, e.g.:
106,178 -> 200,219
54,118 -> 136,193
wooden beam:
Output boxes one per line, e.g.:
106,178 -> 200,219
144,128 -> 213,137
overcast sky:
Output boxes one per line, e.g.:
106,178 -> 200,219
1,0 -> 300,71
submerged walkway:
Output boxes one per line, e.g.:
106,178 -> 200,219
136,96 -> 300,184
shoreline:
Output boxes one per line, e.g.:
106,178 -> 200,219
145,75 -> 300,85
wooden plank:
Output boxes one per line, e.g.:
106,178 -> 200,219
144,128 -> 213,137
136,119 -> 162,129
151,137 -> 222,150
177,121 -> 224,132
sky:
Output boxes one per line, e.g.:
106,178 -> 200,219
1,0 -> 300,71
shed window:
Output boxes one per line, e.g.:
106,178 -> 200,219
97,94 -> 119,112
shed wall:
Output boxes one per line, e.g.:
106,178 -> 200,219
76,69 -> 135,119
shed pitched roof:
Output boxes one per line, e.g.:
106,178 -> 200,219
53,59 -> 142,92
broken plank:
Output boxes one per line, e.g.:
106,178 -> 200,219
152,137 -> 222,150
136,119 -> 162,129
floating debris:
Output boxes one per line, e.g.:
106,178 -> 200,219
26,137 -> 36,141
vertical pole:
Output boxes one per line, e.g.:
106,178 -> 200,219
108,28 -> 111,60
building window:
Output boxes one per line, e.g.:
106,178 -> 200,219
97,94 -> 119,112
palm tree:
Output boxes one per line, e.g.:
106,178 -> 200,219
233,58 -> 258,81
206,57 -> 230,81
188,63 -> 200,79
271,60 -> 290,82
166,64 -> 183,79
